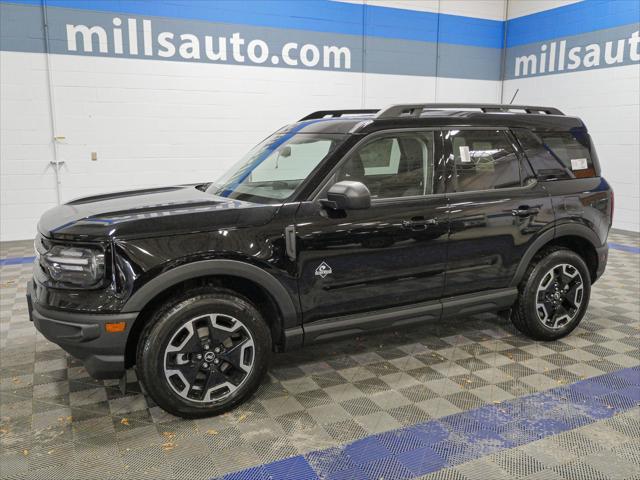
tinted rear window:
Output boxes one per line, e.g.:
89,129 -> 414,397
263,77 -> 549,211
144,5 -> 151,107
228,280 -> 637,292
513,128 -> 597,180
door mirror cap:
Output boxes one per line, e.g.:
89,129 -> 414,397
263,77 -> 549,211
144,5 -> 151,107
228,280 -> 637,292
321,181 -> 371,210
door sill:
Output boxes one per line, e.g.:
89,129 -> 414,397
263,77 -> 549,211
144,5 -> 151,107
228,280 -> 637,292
301,287 -> 517,345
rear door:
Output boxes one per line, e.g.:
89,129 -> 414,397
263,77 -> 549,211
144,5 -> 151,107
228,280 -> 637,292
443,128 -> 554,298
512,127 -> 611,244
294,130 -> 449,328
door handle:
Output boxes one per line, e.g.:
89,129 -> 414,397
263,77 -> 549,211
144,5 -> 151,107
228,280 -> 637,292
511,206 -> 540,217
402,217 -> 438,230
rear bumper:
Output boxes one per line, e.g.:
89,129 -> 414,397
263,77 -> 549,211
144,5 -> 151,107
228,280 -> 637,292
595,243 -> 608,282
28,281 -> 137,379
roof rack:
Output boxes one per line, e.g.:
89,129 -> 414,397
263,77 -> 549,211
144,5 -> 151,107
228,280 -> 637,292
375,103 -> 564,119
299,109 -> 379,121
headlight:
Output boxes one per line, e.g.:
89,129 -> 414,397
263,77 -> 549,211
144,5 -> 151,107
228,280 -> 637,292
42,245 -> 105,287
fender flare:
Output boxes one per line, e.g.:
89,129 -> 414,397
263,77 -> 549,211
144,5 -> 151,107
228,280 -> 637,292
510,223 -> 601,287
121,259 -> 299,333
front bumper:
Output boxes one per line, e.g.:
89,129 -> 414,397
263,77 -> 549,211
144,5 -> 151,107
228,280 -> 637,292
27,281 -> 138,379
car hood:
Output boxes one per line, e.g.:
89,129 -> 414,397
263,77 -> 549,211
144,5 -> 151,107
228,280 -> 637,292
38,185 -> 279,241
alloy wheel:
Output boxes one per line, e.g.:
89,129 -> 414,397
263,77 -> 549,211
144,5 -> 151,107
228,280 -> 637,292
163,314 -> 255,403
535,263 -> 584,330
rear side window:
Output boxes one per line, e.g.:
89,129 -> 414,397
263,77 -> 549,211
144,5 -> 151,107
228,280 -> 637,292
446,129 -> 522,192
513,128 -> 597,179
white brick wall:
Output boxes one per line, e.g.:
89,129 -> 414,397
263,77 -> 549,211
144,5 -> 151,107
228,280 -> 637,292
503,64 -> 640,233
502,0 -> 640,232
0,0 -> 506,241
506,0 -> 582,19
1,0 -> 638,241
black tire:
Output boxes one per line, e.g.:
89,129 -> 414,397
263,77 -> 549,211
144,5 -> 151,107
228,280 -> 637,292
511,247 -> 591,341
136,286 -> 271,418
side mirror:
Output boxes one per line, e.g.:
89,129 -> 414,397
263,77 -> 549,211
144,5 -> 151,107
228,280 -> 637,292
321,181 -> 371,210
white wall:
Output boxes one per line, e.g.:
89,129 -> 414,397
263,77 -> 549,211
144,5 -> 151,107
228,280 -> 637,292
1,52 -> 57,240
0,52 -> 503,241
502,65 -> 639,232
503,0 -> 640,232
0,1 -> 505,241
1,0 -> 638,241
506,0 -> 581,19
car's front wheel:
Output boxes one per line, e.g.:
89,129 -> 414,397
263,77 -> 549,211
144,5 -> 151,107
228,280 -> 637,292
511,247 -> 591,341
136,287 -> 271,418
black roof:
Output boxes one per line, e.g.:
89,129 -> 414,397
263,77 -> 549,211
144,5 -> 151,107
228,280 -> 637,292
296,104 -> 585,134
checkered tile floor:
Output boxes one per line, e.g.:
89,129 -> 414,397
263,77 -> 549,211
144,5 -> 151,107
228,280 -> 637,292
1,231 -> 638,480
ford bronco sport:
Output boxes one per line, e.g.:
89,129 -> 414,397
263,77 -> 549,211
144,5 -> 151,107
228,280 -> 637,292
28,103 -> 612,418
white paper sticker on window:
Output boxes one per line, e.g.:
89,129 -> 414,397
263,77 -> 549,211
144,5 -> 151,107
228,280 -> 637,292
459,145 -> 471,163
570,158 -> 588,170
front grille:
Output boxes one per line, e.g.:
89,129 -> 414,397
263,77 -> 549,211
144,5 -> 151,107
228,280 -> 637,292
33,233 -> 51,284
34,233 -> 50,258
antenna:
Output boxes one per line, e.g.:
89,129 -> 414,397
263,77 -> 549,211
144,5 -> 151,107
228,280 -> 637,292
509,89 -> 520,105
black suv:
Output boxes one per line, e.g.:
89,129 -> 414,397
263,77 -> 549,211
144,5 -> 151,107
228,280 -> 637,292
28,103 -> 613,418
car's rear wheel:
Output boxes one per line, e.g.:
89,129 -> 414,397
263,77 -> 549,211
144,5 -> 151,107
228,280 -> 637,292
511,247 -> 591,340
136,287 -> 271,418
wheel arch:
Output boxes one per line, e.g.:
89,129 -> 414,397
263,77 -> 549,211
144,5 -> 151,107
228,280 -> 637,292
511,224 -> 602,288
121,260 -> 301,368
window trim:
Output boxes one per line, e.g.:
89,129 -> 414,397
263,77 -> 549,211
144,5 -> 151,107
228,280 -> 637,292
311,127 -> 443,204
445,176 -> 539,198
443,127 -> 538,196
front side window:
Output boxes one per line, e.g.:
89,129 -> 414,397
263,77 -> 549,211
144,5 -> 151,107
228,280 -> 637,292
208,130 -> 346,203
446,129 -> 522,192
334,132 -> 435,199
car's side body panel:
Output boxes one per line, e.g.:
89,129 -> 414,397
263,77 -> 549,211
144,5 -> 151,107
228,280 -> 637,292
544,177 -> 612,247
294,195 -> 450,325
445,183 -> 555,297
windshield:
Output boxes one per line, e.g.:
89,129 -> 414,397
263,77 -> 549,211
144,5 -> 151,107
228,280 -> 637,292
207,129 -> 346,203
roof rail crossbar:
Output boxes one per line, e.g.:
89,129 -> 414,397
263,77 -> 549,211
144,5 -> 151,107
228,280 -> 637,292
299,109 -> 380,121
375,103 -> 563,119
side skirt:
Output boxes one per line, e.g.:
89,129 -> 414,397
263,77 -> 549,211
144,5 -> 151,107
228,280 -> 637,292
440,288 -> 518,318
293,287 -> 518,347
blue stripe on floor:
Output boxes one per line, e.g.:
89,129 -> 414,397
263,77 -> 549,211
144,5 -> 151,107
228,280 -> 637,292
0,256 -> 35,266
0,241 -> 637,267
609,242 -> 640,254
218,366 -> 640,480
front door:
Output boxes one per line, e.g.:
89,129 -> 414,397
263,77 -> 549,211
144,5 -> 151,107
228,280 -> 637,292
295,130 -> 450,328
442,128 -> 554,297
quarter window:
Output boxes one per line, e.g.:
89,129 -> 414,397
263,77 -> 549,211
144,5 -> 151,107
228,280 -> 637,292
512,128 -> 597,180
446,130 -> 522,192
